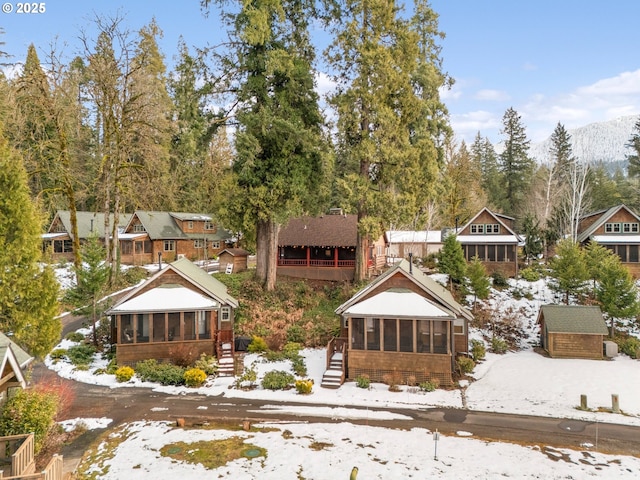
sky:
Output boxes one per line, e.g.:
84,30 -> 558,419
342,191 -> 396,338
47,270 -> 640,477
3,1 -> 640,144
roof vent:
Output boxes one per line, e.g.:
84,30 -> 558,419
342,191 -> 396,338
328,208 -> 343,215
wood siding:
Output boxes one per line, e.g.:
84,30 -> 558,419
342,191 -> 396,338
546,333 -> 604,359
347,350 -> 453,386
116,340 -> 216,365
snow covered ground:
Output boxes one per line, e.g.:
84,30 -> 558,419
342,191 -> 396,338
47,274 -> 640,478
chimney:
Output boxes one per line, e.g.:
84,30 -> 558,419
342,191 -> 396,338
158,252 -> 162,270
408,252 -> 413,274
90,219 -> 94,232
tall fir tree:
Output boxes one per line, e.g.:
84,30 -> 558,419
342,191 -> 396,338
467,256 -> 490,311
626,116 -> 640,178
438,234 -> 467,290
326,0 -> 450,281
498,107 -> 534,216
203,0 -> 331,290
0,123 -> 60,358
471,132 -> 503,210
596,254 -> 640,337
548,239 -> 588,304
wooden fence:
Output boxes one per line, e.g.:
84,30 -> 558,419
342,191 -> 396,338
0,434 -> 63,480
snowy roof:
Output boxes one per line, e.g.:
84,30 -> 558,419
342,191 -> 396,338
109,284 -> 218,313
42,232 -> 67,239
342,288 -> 454,318
456,234 -> 522,245
590,235 -> 640,244
385,231 -> 443,244
119,233 -> 148,240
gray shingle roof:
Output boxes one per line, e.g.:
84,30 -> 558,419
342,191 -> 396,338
51,211 -> 131,239
539,305 -> 609,334
0,332 -> 33,369
131,211 -> 232,241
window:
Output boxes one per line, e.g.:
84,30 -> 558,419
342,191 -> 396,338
121,241 -> 132,255
383,319 -> 397,352
204,221 -> 216,231
630,245 -> 639,263
453,318 -> 465,334
622,222 -> 639,233
399,319 -> 413,352
351,318 -> 364,350
53,223 -> 66,233
209,240 -> 220,249
417,320 -> 430,353
164,240 -> 175,251
366,318 -> 380,351
188,221 -> 194,230
194,239 -> 205,248
470,224 -> 484,234
487,224 -> 500,234
221,306 -> 231,321
133,223 -> 146,232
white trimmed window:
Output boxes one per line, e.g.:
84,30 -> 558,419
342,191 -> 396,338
133,223 -> 146,232
470,224 -> 484,234
163,240 -> 175,251
188,221 -> 194,230
221,306 -> 231,321
194,239 -> 205,248
209,240 -> 220,249
204,221 -> 216,231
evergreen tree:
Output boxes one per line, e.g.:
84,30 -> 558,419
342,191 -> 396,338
438,234 -> 467,290
64,236 -> 111,346
467,256 -> 490,311
471,132 -> 504,210
548,239 -> 588,304
440,140 -> 486,228
596,255 -> 640,337
0,124 -> 60,358
498,107 -> 534,216
626,116 -> 640,178
583,240 -> 616,294
326,0 -> 450,281
521,213 -> 543,264
204,0 -> 331,290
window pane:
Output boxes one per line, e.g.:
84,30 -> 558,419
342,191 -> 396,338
153,313 -> 165,342
618,245 -> 628,262
168,313 -> 180,341
417,320 -> 430,353
184,312 -> 196,340
630,245 -> 639,262
351,318 -> 364,350
497,245 -> 505,261
433,321 -> 448,354
399,319 -> 413,352
120,314 -> 133,343
383,319 -> 397,352
366,318 -> 380,351
136,314 -> 149,343
487,245 -> 496,261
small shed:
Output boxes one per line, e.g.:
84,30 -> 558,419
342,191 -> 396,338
538,305 -> 609,359
218,248 -> 250,273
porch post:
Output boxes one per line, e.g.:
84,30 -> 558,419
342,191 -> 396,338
334,247 -> 338,268
132,314 -> 137,344
148,313 -> 154,343
116,315 -> 122,345
164,312 -> 169,341
306,247 -> 310,267
179,311 -> 184,341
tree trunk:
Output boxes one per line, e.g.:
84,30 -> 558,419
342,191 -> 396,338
256,218 -> 280,291
355,230 -> 368,283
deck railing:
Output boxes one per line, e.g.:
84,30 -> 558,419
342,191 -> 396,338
278,259 -> 355,267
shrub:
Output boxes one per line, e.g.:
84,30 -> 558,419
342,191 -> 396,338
65,331 -> 86,343
115,366 -> 134,382
491,271 -> 508,288
49,348 -> 67,363
619,336 -> 640,359
106,358 -> 119,375
295,379 -> 314,394
261,370 -> 295,390
184,368 -> 207,387
290,356 -> 307,377
134,359 -> 186,386
419,379 -> 440,392
282,342 -> 302,358
0,389 -> 59,454
470,339 -> 486,362
519,267 -> 540,282
382,371 -> 403,392
491,337 -> 509,354
248,336 -> 268,353
457,356 -> 475,374
194,353 -> 218,376
406,375 -> 417,387
66,344 -> 97,367
355,374 -> 370,389
235,365 -> 258,388
286,325 -> 305,344
168,344 -> 200,367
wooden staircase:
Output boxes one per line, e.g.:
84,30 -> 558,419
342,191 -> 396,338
321,351 -> 345,389
217,342 -> 235,376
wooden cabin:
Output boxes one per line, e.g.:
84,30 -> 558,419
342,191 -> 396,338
456,208 -> 523,277
106,258 -> 239,368
0,333 -> 33,405
577,204 -> 640,277
119,211 -> 233,265
278,210 -> 386,282
538,305 -> 609,359
42,210 -> 131,263
218,248 -> 250,273
328,260 -> 473,388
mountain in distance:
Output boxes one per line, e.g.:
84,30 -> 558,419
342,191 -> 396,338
529,115 -> 638,169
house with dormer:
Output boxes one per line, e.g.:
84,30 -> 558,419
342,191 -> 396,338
119,211 -> 233,265
43,210 -> 131,263
455,208 -> 524,277
577,204 -> 640,276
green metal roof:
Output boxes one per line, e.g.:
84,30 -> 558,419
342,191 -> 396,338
170,257 -> 239,308
539,305 -> 609,334
52,211 -> 131,239
130,211 -> 233,242
0,332 -> 33,369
